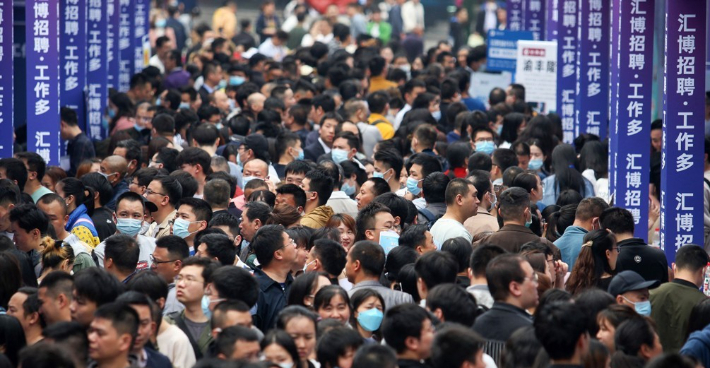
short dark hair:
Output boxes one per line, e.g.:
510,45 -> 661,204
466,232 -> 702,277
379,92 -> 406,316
192,123 -> 220,146
152,113 -> 176,135
444,178 -> 473,206
468,170 -> 492,201
210,266 -> 259,308
131,168 -> 158,188
94,302 -> 140,348
492,148 -> 519,172
41,321 -> 88,364
9,203 -> 49,236
244,201 -> 272,224
115,191 -> 146,214
366,91 -> 390,114
427,284 -> 478,326
198,234 -> 235,266
368,56 -> 387,76
73,268 -> 123,306
381,303 -> 431,353
469,244 -> 507,278
352,344 -> 398,368
486,253 -> 526,301
170,171 -> 198,198
61,106 -> 79,126
408,153 -> 442,178
575,197 -> 609,221
312,239 -> 347,277
215,325 -> 260,357
203,179 -> 231,209
442,237 -> 473,273
422,172 -> 449,204
498,187 -> 530,221
0,158 -> 28,192
104,234 -> 140,274
275,184 -> 307,210
305,169 -> 335,206
355,202 -> 391,242
125,271 -> 169,302
372,193 -> 410,225
178,197 -> 213,223
154,175 -> 183,207
285,160 -> 313,177
599,207 -> 635,234
209,213 -> 240,238
348,240 -> 385,277
252,224 -> 286,267
317,327 -> 364,367
177,147 -> 213,176
675,244 -> 710,272
16,152 -> 46,182
431,324 -> 484,368
0,179 -> 21,206
39,270 -> 74,298
468,152 -> 493,172
399,224 -> 428,250
374,148 -> 403,180
415,251 -> 457,290
365,177 -> 391,198
534,301 -> 588,360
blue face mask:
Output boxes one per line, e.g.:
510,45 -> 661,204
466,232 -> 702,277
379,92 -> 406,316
406,177 -> 422,196
134,123 -> 148,132
108,108 -> 116,119
178,102 -> 190,110
496,124 -> 503,135
357,308 -> 384,332
217,79 -> 227,89
342,181 -> 356,196
173,218 -> 196,239
624,297 -> 652,316
242,176 -> 257,189
229,75 -> 245,86
525,212 -> 532,228
155,18 -> 167,28
155,97 -> 162,106
431,110 -> 442,121
331,149 -> 349,163
476,141 -> 496,155
372,171 -> 384,179
116,218 -> 142,237
528,158 -> 544,170
296,149 -> 304,161
201,295 -> 212,319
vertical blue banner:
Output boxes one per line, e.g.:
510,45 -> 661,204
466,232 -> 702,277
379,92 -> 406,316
545,0 -> 559,41
118,0 -> 133,92
133,0 -> 149,74
60,0 -> 86,132
26,0 -> 60,165
0,3 -> 12,158
556,0 -> 578,143
607,0 -> 619,206
107,0 -> 119,89
574,0 -> 610,139
507,0 -> 525,31
13,4 -> 26,131
86,0 -> 108,140
610,0 -> 654,240
524,0 -> 545,40
660,0 -> 706,263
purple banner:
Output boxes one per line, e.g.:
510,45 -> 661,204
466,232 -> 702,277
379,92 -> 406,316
118,0 -> 133,92
545,0 -> 558,41
574,0 -> 610,139
524,0 -> 545,40
0,3 -> 12,158
507,0 -> 525,31
556,0 -> 578,143
60,0 -> 85,132
26,0 -> 60,165
133,0 -> 149,74
610,0 -> 654,240
107,0 -> 119,89
86,0 -> 108,140
660,0 -> 707,263
608,0 -> 619,201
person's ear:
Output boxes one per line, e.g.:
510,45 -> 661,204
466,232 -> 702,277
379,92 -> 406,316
199,220 -> 208,231
404,336 -> 420,353
605,249 -> 611,260
365,229 -> 375,240
509,280 -> 522,297
57,293 -> 68,308
639,343 -> 655,360
432,308 -> 444,322
112,213 -> 118,224
615,295 -> 624,305
28,311 -> 40,326
105,258 -> 114,269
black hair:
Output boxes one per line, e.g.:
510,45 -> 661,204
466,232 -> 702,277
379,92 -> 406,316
501,326 -> 543,368
355,202 -> 392,242
16,152 -> 46,182
262,329 -> 304,368
0,158 -> 28,190
468,152 -> 493,172
211,265 -> 258,308
156,147 -> 181,174
209,213 -> 240,238
384,246 -> 418,283
115,191 -> 147,214
104,234 -> 140,274
550,144 -> 588,197
352,344 -> 398,368
276,305 -> 319,335
38,270 -> 74,299
244,200 -> 272,226
178,197 -> 213,223
430,324 -> 485,368
446,141 -> 472,169
613,316 -> 657,364
486,253 -> 525,301
0,314 -> 26,366
304,169 -> 335,206
176,147 -> 213,176
399,224 -> 428,250
93,302 -> 140,347
420,172 -> 449,204
317,327 -> 363,368
372,192 -> 410,225
348,240 -> 386,277
251,224 -> 286,267
58,177 -> 95,216
572,288 -> 615,336
61,106 -> 79,126
312,239 -> 347,277
415,251 -> 457,290
215,325 -> 260,358
442,237 -> 473,273
197,234 -> 235,266
41,321 -> 89,366
154,175 -> 183,207
498,187 -> 530,221
287,271 -> 329,308
73,267 -> 124,305
534,301 -> 589,360
203,179 -> 231,210
9,203 -> 49,236
365,177 -> 391,198
170,171 -> 198,198
444,178 -> 474,206
408,154 -> 442,179
675,244 -> 710,272
427,284 -> 478,326
599,207 -> 636,235
381,303 -> 431,353
126,270 -> 169,302
467,170 -> 492,201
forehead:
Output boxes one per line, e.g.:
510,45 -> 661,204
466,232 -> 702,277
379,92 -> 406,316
180,265 -> 204,278
333,137 -> 350,147
322,119 -> 338,127
244,161 -> 267,172
177,204 -> 195,216
475,131 -> 493,139
117,199 -> 144,213
374,211 -> 394,224
38,200 -> 64,214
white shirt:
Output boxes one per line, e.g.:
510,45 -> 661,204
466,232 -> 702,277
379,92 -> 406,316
318,137 -> 332,154
430,218 -> 472,249
258,38 -> 287,62
401,1 -> 425,33
157,324 -> 197,368
149,54 -> 165,74
394,104 -> 412,130
94,234 -> 156,269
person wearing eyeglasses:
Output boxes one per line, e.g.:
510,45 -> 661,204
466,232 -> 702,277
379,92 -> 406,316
251,224 -> 298,332
151,235 -> 190,315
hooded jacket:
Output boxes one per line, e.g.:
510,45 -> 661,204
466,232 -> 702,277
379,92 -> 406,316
65,204 -> 100,248
681,324 -> 710,368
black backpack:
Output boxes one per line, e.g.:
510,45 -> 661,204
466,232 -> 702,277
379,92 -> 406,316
417,207 -> 442,230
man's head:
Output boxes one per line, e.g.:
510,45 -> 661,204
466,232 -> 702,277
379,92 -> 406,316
399,224 -> 436,255
174,198 -> 213,242
146,175 -> 183,211
104,234 -> 140,280
15,152 -> 45,188
426,285 -> 478,328
71,268 -> 124,327
0,180 -> 21,232
415,251 -> 457,300
114,191 -> 154,239
345,240 -> 385,282
100,156 -> 128,186
301,169 -> 335,209
243,159 -> 269,181
421,172 -> 449,205
407,154 -> 442,197
41,321 -> 89,367
650,119 -> 662,152
275,184 -> 307,214
574,197 -> 609,230
177,147 -> 213,181
10,203 -> 48,252
38,271 -> 74,325
87,302 -> 139,364
497,187 -> 532,225
430,324 -> 485,368
373,148 -> 403,185
491,148 -> 518,180
7,287 -> 44,337
355,202 -> 394,243
356,178 -> 390,210
204,179 -> 231,211
0,158 -> 28,193
151,235 -> 190,284
208,266 -> 259,311
211,300 -> 254,333
239,201 -> 271,242
305,239 -> 347,277
252,224 -> 297,270
381,304 -> 434,359
599,207 -> 635,236
534,301 -> 590,362
607,271 -> 658,314
444,178 -> 479,220
175,257 -> 219,307
469,244 -> 507,281
402,79 -> 427,105
486,254 -> 538,309
215,325 -> 261,361
115,291 -> 159,352
114,140 -> 142,177
196,233 -> 236,266
673,244 -> 710,287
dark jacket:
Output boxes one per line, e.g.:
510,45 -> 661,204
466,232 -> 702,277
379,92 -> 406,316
483,224 -> 556,254
397,359 -> 433,368
67,132 -> 96,177
615,237 -> 669,284
650,279 -> 706,353
254,268 -> 293,332
472,302 -> 532,342
145,347 -> 173,368
304,141 -> 326,162
681,324 -> 710,368
106,180 -> 129,212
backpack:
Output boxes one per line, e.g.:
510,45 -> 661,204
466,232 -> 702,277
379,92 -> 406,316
417,207 -> 441,230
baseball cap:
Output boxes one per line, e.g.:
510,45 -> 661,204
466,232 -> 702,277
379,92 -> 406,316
607,270 -> 660,297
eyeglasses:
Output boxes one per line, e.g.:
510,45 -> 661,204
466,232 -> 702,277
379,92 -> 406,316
523,273 -> 539,283
145,188 -> 167,196
614,247 -> 621,253
174,275 -> 204,285
151,255 -> 178,264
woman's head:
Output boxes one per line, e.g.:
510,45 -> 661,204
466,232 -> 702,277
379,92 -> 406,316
550,144 -> 587,196
579,140 -> 608,180
43,166 -> 68,192
572,288 -> 615,337
511,171 -> 542,202
0,252 -> 21,310
40,237 -> 75,274
277,306 -> 319,364
316,327 -> 363,368
287,271 -> 332,310
596,304 -> 638,353
350,289 -> 385,335
566,229 -> 617,295
262,329 -> 302,368
501,326 -> 541,368
313,285 -> 351,325
500,112 -> 526,143
325,214 -> 356,251
0,314 -> 27,367
614,316 -> 662,362
56,177 -> 95,216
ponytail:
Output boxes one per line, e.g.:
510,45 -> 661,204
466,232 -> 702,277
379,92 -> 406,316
40,237 -> 74,273
58,178 -> 95,216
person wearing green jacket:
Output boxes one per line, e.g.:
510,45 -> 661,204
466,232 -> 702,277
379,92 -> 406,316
367,10 -> 392,44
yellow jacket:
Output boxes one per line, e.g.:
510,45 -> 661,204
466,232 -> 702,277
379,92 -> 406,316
368,113 -> 394,140
213,7 -> 237,40
300,206 -> 334,229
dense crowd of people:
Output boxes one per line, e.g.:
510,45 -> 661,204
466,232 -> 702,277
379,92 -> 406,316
2,0 -> 710,368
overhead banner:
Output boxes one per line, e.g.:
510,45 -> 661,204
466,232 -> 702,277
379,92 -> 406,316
660,0 -> 707,263
524,0 -> 545,40
507,0 -> 524,31
60,0 -> 85,132
486,30 -> 534,73
118,0 -> 133,92
575,0 -> 610,138
545,0 -> 558,41
610,0 -> 654,240
107,0 -> 119,89
26,0 -> 60,165
515,41 -> 557,113
0,3 -> 12,158
86,0 -> 108,140
133,0 -> 149,74
556,0 -> 578,144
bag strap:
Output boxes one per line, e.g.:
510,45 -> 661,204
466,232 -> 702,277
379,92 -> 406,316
168,312 -> 204,360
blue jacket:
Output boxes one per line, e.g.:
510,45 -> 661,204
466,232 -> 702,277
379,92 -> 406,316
553,226 -> 588,270
681,324 -> 710,368
541,174 -> 595,206
66,204 -> 100,248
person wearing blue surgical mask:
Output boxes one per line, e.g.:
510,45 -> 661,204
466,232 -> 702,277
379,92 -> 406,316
330,133 -> 358,164
472,127 -> 496,156
351,289 -> 386,342
608,270 -> 657,317
171,198 -> 210,250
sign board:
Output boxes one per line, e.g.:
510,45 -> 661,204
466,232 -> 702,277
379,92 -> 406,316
468,71 -> 513,108
486,29 -> 534,73
515,40 -> 557,113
